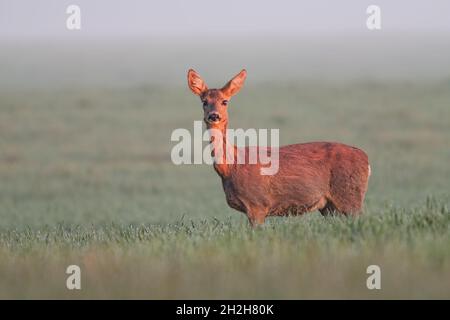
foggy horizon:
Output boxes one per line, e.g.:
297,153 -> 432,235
1,0 -> 450,89
1,0 -> 450,39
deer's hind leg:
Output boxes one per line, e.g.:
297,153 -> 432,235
328,168 -> 369,216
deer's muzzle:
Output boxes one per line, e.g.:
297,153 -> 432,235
206,112 -> 221,123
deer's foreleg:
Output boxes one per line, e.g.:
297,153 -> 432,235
246,209 -> 267,227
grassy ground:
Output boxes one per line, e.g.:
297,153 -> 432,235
1,79 -> 449,298
0,200 -> 449,299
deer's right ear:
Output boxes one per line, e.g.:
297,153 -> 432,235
187,69 -> 208,96
221,69 -> 247,97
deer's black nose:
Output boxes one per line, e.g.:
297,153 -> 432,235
207,112 -> 221,123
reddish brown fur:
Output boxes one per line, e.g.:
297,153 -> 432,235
187,69 -> 370,226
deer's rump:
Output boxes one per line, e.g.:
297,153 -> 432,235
223,142 -> 370,217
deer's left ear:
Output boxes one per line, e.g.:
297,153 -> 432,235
221,69 -> 247,97
187,69 -> 208,96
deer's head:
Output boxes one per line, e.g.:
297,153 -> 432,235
187,69 -> 247,130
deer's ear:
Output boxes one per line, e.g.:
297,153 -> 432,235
187,69 -> 208,96
221,69 -> 247,97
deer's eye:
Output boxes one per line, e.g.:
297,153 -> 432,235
202,100 -> 208,107
222,100 -> 228,106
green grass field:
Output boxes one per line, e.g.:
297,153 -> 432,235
0,36 -> 450,298
1,80 -> 449,299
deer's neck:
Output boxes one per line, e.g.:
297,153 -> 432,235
210,123 -> 236,179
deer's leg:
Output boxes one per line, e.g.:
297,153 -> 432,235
248,215 -> 266,227
327,195 -> 363,216
319,201 -> 338,216
246,208 -> 267,227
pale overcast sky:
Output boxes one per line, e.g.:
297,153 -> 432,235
1,0 -> 449,38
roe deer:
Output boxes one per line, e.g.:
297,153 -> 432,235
187,69 -> 371,226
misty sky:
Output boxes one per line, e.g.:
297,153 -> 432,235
1,0 -> 450,38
